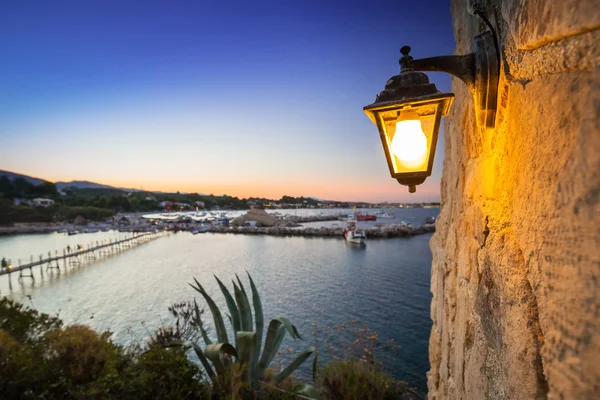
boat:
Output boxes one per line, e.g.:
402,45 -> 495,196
376,212 -> 395,219
356,213 -> 377,221
68,230 -> 78,236
344,221 -> 366,245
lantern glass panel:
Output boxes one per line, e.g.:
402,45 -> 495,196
377,102 -> 440,175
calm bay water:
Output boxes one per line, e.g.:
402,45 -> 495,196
0,208 -> 437,392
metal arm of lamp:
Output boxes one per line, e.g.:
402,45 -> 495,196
402,30 -> 499,128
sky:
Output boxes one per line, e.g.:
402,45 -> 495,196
0,0 -> 455,202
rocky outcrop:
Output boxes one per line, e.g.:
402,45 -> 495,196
428,1 -> 599,399
231,208 -> 282,227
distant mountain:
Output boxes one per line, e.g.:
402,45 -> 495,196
55,180 -> 117,190
0,170 -> 47,186
0,170 -> 137,192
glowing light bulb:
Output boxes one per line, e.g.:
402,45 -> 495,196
391,120 -> 428,168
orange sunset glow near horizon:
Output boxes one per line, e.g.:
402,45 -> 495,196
0,1 -> 454,203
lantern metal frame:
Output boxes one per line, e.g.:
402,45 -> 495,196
364,29 -> 500,192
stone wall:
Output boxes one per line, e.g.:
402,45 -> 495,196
428,1 -> 599,399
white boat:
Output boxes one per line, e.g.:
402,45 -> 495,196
344,221 -> 366,245
376,212 -> 395,219
345,229 -> 366,245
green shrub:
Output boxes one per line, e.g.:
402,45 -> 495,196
0,297 -> 62,342
210,364 -> 301,400
122,344 -> 210,399
44,325 -> 122,385
0,298 -> 211,399
318,360 -> 418,400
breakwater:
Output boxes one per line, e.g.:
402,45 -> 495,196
282,215 -> 341,223
201,223 -> 435,238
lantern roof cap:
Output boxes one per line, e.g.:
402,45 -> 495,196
366,46 -> 452,106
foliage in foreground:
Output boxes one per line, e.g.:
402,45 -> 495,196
0,297 -> 209,399
1,277 -> 422,399
184,273 -> 318,396
319,360 -> 418,400
311,321 -> 422,400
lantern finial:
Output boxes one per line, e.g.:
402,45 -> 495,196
399,46 -> 413,71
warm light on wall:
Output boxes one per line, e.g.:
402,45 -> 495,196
364,22 -> 499,193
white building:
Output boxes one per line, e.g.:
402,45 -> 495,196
32,198 -> 55,207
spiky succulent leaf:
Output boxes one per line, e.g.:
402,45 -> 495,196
273,346 -> 315,383
194,298 -> 212,346
189,278 -> 228,344
273,316 -> 302,340
204,343 -> 238,375
191,342 -> 215,380
215,275 -> 241,334
312,351 -> 318,383
257,324 -> 286,377
233,280 -> 253,332
247,272 -> 264,371
166,340 -> 216,379
236,331 -> 256,383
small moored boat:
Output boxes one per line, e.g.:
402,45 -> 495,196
344,221 -> 366,245
376,212 -> 395,219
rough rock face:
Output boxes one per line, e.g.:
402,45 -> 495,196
428,1 -> 599,399
231,208 -> 281,227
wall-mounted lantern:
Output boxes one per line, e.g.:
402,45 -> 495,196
364,30 -> 499,193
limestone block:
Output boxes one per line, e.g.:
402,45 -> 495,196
502,0 -> 600,50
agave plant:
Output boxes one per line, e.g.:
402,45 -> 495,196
185,273 -> 316,391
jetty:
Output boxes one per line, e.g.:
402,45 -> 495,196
0,231 -> 168,288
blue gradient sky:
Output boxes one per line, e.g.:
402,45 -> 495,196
0,0 -> 454,202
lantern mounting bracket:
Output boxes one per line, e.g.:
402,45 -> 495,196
401,30 -> 499,128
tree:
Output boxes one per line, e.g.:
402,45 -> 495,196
12,178 -> 34,198
0,176 -> 15,198
94,196 -> 109,209
129,197 -> 140,210
108,196 -> 131,211
36,181 -> 58,197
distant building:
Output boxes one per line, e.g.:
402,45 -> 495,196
32,198 -> 55,207
159,201 -> 174,208
195,201 -> 205,208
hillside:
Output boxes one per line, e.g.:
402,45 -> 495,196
0,170 -> 131,191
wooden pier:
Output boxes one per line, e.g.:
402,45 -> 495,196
0,231 -> 169,288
